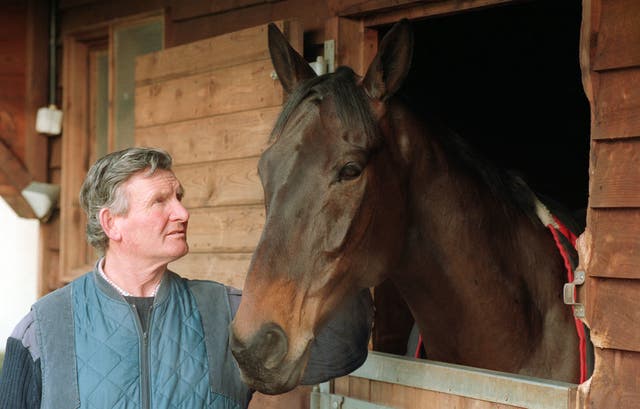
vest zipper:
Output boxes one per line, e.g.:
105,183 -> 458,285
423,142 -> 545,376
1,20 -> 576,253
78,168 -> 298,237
131,304 -> 154,409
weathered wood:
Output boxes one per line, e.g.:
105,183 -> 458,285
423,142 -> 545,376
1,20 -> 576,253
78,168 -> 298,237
584,277 -> 640,352
592,68 -> 640,139
585,209 -> 640,279
579,348 -> 640,409
592,0 -> 640,71
174,158 -> 262,208
136,21 -> 287,84
135,59 -> 283,128
135,106 -> 278,165
589,139 -> 640,207
187,205 -> 265,253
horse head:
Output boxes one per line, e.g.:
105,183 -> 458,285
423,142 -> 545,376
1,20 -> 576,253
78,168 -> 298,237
229,20 -> 414,394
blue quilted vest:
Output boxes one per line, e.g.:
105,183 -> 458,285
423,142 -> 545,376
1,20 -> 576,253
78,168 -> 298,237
31,270 -> 252,409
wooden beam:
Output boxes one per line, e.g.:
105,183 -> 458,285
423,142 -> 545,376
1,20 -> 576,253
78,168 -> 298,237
0,139 -> 34,190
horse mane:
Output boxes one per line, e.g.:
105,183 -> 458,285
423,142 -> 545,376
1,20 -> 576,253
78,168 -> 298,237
420,112 -> 540,224
270,66 -> 379,149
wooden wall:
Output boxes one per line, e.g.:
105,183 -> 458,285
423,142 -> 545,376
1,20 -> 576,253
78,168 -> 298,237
578,0 -> 640,407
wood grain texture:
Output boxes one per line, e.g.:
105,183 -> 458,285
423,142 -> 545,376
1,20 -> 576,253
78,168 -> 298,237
592,0 -> 640,71
174,158 -> 263,208
584,277 -> 640,352
136,22 -> 277,84
586,209 -> 640,279
187,205 -> 265,253
589,139 -> 640,207
168,252 -> 252,288
135,106 -> 278,165
592,68 -> 640,139
580,348 -> 640,409
135,59 -> 283,127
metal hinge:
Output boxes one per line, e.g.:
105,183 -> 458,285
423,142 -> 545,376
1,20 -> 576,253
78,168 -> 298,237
563,270 -> 585,318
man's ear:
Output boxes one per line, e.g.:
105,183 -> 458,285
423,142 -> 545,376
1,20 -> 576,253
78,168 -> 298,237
99,208 -> 122,242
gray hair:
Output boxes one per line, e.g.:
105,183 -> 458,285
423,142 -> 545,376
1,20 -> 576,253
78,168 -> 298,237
79,147 -> 174,253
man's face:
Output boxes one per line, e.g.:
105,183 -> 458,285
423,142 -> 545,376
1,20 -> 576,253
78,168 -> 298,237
112,169 -> 189,264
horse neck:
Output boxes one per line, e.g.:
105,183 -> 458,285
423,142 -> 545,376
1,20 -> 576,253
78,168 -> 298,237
387,104 -> 570,367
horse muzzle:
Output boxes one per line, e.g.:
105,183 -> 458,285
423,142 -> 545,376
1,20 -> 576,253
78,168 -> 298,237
229,321 -> 311,394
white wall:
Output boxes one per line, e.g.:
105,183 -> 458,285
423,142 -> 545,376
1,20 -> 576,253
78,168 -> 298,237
0,197 -> 39,351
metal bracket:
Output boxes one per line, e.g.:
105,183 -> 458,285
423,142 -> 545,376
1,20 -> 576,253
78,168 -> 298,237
563,270 -> 585,318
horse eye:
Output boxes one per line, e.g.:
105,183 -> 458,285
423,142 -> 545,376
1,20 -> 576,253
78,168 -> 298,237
338,162 -> 362,181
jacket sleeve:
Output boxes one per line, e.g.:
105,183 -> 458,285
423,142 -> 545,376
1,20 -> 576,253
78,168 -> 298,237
0,312 -> 42,409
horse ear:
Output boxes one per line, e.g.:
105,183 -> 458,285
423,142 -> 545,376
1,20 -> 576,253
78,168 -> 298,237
361,19 -> 413,101
268,23 -> 317,94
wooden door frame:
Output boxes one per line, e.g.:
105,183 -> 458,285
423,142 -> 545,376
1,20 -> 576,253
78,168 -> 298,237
59,11 -> 164,283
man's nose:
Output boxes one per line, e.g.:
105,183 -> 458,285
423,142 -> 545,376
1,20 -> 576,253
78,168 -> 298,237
172,199 -> 190,221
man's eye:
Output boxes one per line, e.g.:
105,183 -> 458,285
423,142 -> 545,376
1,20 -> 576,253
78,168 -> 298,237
338,162 -> 362,181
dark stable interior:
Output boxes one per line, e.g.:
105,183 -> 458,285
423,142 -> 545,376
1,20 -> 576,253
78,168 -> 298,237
373,0 -> 591,356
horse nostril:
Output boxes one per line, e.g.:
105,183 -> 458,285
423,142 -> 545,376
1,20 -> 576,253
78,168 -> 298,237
230,322 -> 289,371
261,324 -> 288,369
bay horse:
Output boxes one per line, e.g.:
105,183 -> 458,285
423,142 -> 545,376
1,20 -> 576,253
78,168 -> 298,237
230,20 -> 582,394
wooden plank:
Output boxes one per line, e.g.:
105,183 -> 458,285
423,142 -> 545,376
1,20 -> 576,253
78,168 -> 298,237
249,387 -> 312,409
60,36 -> 93,280
168,252 -> 252,289
592,0 -> 640,71
585,209 -> 640,279
589,139 -> 640,207
187,205 -> 265,253
50,137 -> 62,168
592,68 -> 640,139
0,140 -> 33,190
135,58 -> 283,127
325,17 -> 378,77
585,277 -> 640,352
579,348 -> 640,409
24,0 -> 49,182
329,0 -> 514,26
137,22 -> 272,83
334,376 -> 350,396
329,0 -> 437,16
169,0 -> 283,22
135,106 -> 278,165
368,380 -> 523,409
174,158 -> 263,209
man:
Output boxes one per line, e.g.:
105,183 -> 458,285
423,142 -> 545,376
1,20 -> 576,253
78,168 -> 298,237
0,147 -> 373,409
